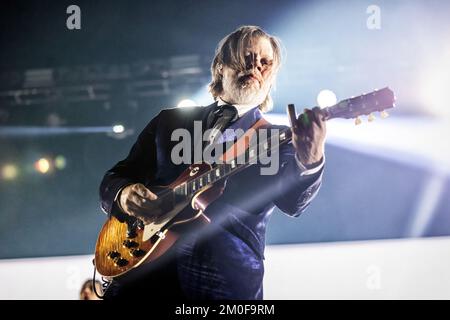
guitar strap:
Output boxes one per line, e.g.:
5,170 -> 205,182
202,104 -> 273,165
219,117 -> 271,163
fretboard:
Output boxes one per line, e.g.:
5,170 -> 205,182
172,86 -> 393,199
173,127 -> 293,198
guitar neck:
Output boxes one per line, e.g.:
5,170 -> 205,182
173,126 -> 294,198
172,106 -> 349,199
174,87 -> 395,198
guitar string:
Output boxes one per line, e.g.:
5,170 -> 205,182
151,126 -> 293,202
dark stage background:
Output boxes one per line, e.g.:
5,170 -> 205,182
1,0 -> 449,259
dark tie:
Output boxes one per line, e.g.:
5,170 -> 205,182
204,104 -> 238,147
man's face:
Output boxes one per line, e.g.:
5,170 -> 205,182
220,36 -> 277,106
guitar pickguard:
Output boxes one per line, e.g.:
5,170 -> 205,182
142,200 -> 191,241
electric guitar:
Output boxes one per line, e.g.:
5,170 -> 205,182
94,87 -> 395,278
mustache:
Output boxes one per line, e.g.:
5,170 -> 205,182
238,72 -> 263,84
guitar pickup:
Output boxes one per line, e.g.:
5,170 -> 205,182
129,248 -> 146,257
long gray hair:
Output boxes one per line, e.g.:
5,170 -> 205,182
208,26 -> 282,112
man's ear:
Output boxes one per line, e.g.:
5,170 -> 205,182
217,63 -> 223,76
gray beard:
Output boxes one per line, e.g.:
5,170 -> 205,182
223,77 -> 267,106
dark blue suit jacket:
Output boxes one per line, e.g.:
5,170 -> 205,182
99,102 -> 323,300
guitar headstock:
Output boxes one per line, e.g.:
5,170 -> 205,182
324,87 -> 395,124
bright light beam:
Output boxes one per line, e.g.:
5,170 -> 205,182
317,90 -> 337,108
177,99 -> 197,108
112,125 -> 125,134
35,158 -> 51,174
1,164 -> 18,180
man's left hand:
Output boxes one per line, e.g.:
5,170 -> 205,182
289,106 -> 327,167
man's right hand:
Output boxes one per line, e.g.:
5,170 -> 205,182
118,183 -> 160,224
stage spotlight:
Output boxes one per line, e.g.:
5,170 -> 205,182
35,158 -> 51,174
112,124 -> 125,134
317,89 -> 337,108
1,164 -> 18,180
177,99 -> 197,108
54,155 -> 67,170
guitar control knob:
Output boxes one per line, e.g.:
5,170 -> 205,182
129,248 -> 146,257
114,258 -> 129,267
380,111 -> 389,118
355,117 -> 362,125
126,225 -> 138,239
107,251 -> 120,260
368,113 -> 375,122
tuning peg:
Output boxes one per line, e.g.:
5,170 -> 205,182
368,113 -> 375,122
355,117 -> 362,125
380,111 -> 389,118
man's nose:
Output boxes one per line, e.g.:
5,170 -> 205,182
247,54 -> 262,71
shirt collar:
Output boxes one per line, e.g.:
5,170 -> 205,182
217,97 -> 259,118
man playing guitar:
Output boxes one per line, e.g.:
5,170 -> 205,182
99,25 -> 326,300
